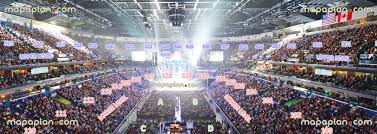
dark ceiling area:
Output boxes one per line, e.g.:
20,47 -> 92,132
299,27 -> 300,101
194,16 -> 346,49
0,0 -> 376,38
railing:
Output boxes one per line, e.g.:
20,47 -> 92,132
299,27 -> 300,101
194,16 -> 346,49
0,61 -> 106,70
270,61 -> 377,73
242,70 -> 377,100
204,91 -> 241,134
0,69 -> 114,95
235,70 -> 377,113
10,72 -> 118,102
112,90 -> 151,134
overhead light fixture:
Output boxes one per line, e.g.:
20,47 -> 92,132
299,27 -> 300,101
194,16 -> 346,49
168,8 -> 186,27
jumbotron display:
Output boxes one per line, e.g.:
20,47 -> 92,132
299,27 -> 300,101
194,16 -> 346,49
0,0 -> 376,134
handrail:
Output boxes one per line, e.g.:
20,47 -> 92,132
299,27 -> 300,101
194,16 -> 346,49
9,72 -> 118,102
246,61 -> 377,73
243,70 -> 376,100
0,61 -> 105,70
237,70 -> 377,113
204,91 -> 241,134
0,69 -> 114,95
0,66 -> 152,95
0,60 -> 136,70
112,90 -> 151,134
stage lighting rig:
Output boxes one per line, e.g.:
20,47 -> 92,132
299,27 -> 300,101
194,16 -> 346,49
168,8 -> 186,28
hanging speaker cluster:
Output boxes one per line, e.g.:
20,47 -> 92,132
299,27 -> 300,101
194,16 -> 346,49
168,8 -> 186,27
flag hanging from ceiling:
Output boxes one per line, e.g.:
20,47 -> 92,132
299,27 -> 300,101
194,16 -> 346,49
338,9 -> 352,22
322,13 -> 336,25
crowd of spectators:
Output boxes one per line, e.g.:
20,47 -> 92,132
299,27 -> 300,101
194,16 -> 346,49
191,120 -> 226,134
127,91 -> 229,133
235,24 -> 377,67
239,40 -> 275,61
0,22 -> 132,67
359,44 -> 377,67
0,25 -> 52,65
364,45 -> 377,55
127,119 -> 160,133
0,22 -> 163,66
180,92 -> 215,120
270,24 -> 377,66
10,24 -> 90,61
66,35 -> 114,60
138,91 -> 175,121
203,40 -> 274,62
0,71 -> 146,133
208,72 -> 377,133
0,63 -> 118,90
0,23 -> 95,66
258,66 -> 377,96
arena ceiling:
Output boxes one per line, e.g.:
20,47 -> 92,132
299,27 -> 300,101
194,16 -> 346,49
1,0 -> 376,38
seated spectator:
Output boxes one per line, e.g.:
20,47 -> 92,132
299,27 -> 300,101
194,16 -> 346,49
208,71 -> 376,133
0,71 -> 146,133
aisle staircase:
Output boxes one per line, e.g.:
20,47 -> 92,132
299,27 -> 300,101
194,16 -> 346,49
113,89 -> 153,134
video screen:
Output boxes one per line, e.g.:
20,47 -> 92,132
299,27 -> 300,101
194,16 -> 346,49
0,0 -> 376,134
